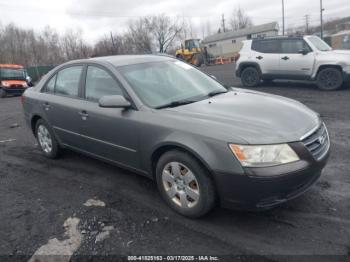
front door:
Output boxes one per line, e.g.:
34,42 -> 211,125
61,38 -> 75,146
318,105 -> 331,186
77,65 -> 140,169
279,39 -> 315,79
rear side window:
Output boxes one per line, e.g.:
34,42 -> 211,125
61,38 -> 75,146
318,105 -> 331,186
85,66 -> 123,102
55,66 -> 83,97
252,40 -> 281,53
45,75 -> 56,93
281,40 -> 311,53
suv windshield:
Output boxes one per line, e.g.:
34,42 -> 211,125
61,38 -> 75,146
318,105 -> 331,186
118,60 -> 227,109
307,36 -> 332,51
0,68 -> 26,80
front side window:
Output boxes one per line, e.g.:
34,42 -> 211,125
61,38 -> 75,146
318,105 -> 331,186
55,66 -> 83,97
118,60 -> 227,108
45,75 -> 56,93
281,40 -> 311,53
85,66 -> 123,102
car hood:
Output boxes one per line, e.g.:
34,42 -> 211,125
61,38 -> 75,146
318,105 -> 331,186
161,89 -> 320,145
331,50 -> 350,56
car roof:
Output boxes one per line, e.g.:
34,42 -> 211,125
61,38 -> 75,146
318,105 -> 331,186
0,64 -> 24,69
84,54 -> 174,67
252,36 -> 304,42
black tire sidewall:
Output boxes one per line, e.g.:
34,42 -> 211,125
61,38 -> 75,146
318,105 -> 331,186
0,89 -> 6,98
35,119 -> 60,159
317,68 -> 343,91
241,67 -> 260,87
155,150 -> 216,218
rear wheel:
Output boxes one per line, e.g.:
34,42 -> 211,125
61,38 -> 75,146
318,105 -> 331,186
316,67 -> 343,91
156,150 -> 216,218
192,53 -> 204,67
241,67 -> 261,87
0,89 -> 6,98
35,119 -> 61,159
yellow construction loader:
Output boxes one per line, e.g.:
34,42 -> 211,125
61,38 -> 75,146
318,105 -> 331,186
175,39 -> 205,67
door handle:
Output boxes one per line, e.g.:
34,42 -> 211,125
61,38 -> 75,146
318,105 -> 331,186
79,110 -> 89,120
256,56 -> 263,60
281,56 -> 290,60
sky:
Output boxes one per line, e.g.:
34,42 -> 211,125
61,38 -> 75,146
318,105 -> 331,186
0,0 -> 349,43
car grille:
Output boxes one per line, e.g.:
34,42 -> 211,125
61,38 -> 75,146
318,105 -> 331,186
302,123 -> 330,160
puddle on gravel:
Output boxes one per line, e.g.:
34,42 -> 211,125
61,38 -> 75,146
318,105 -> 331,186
29,217 -> 82,262
83,199 -> 106,207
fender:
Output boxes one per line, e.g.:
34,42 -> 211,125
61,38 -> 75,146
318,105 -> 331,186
236,62 -> 262,77
311,62 -> 344,80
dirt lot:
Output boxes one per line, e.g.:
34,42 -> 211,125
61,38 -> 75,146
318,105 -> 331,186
0,63 -> 350,261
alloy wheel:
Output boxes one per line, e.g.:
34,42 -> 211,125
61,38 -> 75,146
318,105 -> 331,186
37,125 -> 53,153
162,162 -> 200,209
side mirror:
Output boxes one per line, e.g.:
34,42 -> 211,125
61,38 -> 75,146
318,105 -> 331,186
298,48 -> 310,55
99,95 -> 131,108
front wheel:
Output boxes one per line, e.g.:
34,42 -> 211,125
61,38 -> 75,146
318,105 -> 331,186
0,89 -> 6,98
241,67 -> 261,87
156,150 -> 216,218
316,67 -> 343,91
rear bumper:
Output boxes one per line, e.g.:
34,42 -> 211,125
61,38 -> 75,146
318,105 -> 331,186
214,142 -> 330,211
343,72 -> 350,83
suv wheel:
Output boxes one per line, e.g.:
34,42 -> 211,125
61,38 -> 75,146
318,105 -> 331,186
241,67 -> 261,87
317,67 -> 343,91
35,119 -> 61,159
0,89 -> 6,98
155,150 -> 216,218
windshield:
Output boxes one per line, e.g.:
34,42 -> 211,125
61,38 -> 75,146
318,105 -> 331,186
0,68 -> 26,80
307,36 -> 332,51
118,60 -> 227,109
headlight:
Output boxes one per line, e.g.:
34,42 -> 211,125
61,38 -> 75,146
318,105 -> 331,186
1,81 -> 10,87
229,144 -> 299,167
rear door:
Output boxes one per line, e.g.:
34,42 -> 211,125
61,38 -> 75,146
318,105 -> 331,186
279,39 -> 315,79
251,39 -> 281,75
40,65 -> 85,148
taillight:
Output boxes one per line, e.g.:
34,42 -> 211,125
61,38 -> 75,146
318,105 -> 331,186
235,53 -> 241,61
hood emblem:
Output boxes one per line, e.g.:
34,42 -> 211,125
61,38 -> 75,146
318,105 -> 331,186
318,134 -> 326,145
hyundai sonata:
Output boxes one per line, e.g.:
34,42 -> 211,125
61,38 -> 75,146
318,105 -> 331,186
22,55 -> 330,217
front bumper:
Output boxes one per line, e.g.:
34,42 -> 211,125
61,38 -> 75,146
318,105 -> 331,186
214,141 -> 330,210
1,86 -> 27,94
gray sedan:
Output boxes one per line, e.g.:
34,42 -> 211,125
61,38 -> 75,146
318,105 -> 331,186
22,55 -> 330,217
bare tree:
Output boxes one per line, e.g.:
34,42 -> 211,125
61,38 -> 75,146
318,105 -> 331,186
230,7 -> 253,31
148,14 -> 182,53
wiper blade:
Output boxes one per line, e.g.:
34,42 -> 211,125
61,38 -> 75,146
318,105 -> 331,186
207,90 -> 228,97
155,99 -> 197,109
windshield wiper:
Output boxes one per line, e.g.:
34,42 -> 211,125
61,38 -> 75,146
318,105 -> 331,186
155,99 -> 197,109
207,90 -> 228,97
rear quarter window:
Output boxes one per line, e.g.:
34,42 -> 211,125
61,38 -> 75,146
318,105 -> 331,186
252,39 -> 281,53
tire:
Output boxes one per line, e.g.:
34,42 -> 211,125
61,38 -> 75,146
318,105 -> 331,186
192,53 -> 204,67
155,150 -> 216,218
0,89 -> 6,98
316,67 -> 343,91
241,67 -> 261,87
35,119 -> 61,159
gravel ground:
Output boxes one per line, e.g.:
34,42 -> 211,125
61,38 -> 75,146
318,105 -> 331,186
0,63 -> 350,261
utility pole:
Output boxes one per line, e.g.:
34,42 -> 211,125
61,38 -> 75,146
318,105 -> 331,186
282,0 -> 285,35
305,14 -> 310,34
320,0 -> 325,39
221,14 -> 226,33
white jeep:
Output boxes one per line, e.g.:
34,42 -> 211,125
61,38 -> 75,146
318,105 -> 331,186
236,35 -> 350,90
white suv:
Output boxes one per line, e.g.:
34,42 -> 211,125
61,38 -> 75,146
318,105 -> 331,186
236,35 -> 350,90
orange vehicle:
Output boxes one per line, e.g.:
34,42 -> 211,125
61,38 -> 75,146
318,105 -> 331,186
0,64 -> 29,98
